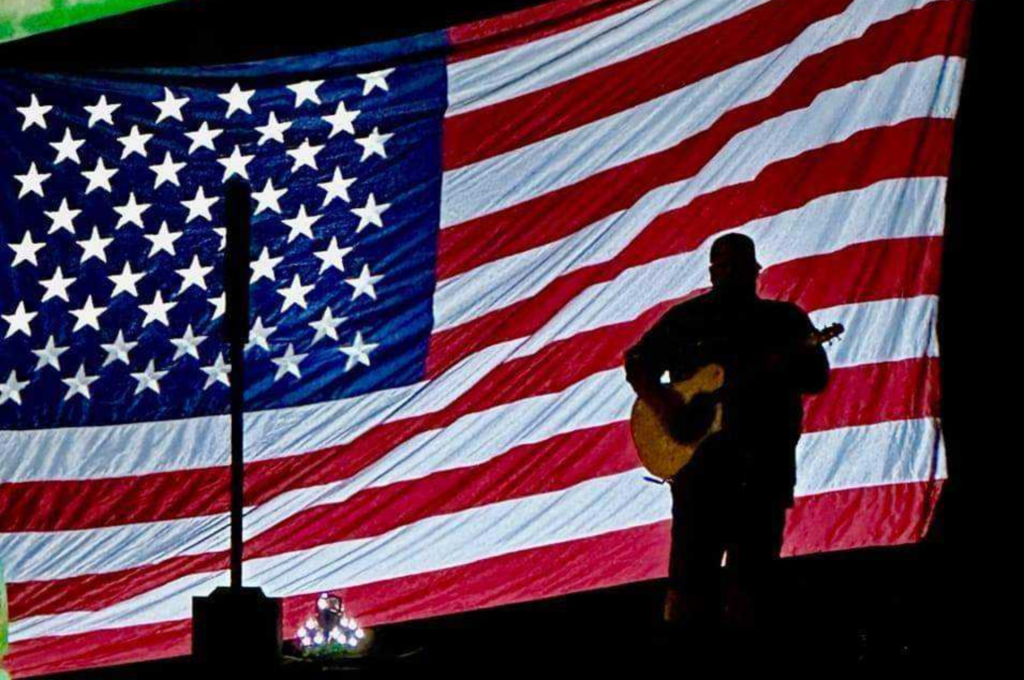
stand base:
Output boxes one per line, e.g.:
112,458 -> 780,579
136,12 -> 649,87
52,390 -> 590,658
192,586 -> 281,670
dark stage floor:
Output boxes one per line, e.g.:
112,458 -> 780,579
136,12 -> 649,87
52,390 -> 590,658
37,540 -> 982,679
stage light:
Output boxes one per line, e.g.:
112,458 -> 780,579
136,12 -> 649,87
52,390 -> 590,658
294,592 -> 369,657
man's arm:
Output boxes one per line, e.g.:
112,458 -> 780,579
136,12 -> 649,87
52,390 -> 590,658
787,308 -> 830,394
791,338 -> 830,394
755,305 -> 830,394
625,310 -> 689,420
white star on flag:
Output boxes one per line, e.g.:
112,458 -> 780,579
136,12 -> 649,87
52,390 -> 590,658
62,365 -> 98,401
101,330 -> 138,367
3,302 -> 37,338
272,344 -> 307,381
314,237 -> 353,274
9,232 -> 46,267
288,79 -> 324,107
355,127 -> 393,161
78,227 -> 113,264
340,331 -> 378,372
208,293 -> 226,320
32,336 -> 68,372
358,68 -> 395,95
144,222 -> 182,258
253,178 -> 287,214
119,125 -> 153,159
50,128 -> 85,164
186,121 -> 224,154
246,317 -> 276,351
17,94 -> 51,130
39,266 -> 77,302
131,360 -> 168,395
201,353 -> 231,389
153,87 -> 189,123
45,198 -> 81,235
322,101 -> 360,137
309,307 -> 346,345
283,205 -> 321,242
175,255 -> 213,294
345,264 -> 383,301
140,291 -> 177,327
84,95 -> 120,127
219,83 -> 255,117
319,167 -> 357,206
82,158 -> 118,194
251,247 -> 283,283
256,112 -> 291,145
218,145 -> 254,181
114,193 -> 151,229
182,186 -> 219,223
150,151 -> 187,189
171,324 -> 207,360
277,274 -> 315,312
0,371 -> 29,406
108,262 -> 146,298
15,162 -> 50,198
286,138 -> 324,173
352,193 -> 390,232
69,296 -> 107,333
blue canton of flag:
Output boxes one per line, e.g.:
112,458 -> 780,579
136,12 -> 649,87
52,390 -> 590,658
0,38 -> 447,430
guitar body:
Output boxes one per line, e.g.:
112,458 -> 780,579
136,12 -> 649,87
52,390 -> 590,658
630,363 -> 725,481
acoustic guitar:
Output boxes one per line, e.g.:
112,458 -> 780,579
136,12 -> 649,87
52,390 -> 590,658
630,323 -> 844,481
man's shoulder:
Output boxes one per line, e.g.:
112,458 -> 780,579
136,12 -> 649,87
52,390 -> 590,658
667,292 -> 716,316
757,298 -> 813,326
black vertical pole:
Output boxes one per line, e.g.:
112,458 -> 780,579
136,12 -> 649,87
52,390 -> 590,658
224,182 -> 251,592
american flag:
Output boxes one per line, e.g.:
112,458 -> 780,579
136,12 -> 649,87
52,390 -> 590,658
0,0 -> 971,675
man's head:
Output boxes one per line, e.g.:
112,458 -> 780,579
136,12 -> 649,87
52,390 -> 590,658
709,233 -> 761,297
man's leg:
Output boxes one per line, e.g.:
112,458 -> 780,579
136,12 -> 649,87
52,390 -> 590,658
724,492 -> 788,631
668,467 -> 727,629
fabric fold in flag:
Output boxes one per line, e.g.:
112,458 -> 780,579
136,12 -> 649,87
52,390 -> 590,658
0,0 -> 973,676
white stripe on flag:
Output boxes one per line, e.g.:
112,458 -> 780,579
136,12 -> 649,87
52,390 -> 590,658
446,0 -> 771,115
0,414 -> 228,484
795,417 -> 944,497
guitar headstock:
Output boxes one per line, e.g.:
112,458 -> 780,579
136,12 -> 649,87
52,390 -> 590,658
814,322 -> 845,346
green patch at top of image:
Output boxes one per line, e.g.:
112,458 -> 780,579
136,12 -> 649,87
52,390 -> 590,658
1,0 -> 176,42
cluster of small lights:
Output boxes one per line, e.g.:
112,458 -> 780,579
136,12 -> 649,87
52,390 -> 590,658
295,593 -> 365,652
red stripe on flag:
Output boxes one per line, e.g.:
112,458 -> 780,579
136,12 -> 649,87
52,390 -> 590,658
443,0 -> 856,170
758,238 -> 944,314
448,0 -> 653,63
0,467 -> 228,533
438,0 -> 970,276
4,620 -> 191,679
803,357 -> 940,433
782,480 -> 944,556
287,520 -> 673,627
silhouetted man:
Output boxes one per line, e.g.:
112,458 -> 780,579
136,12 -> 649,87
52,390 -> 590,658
625,234 -> 830,634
